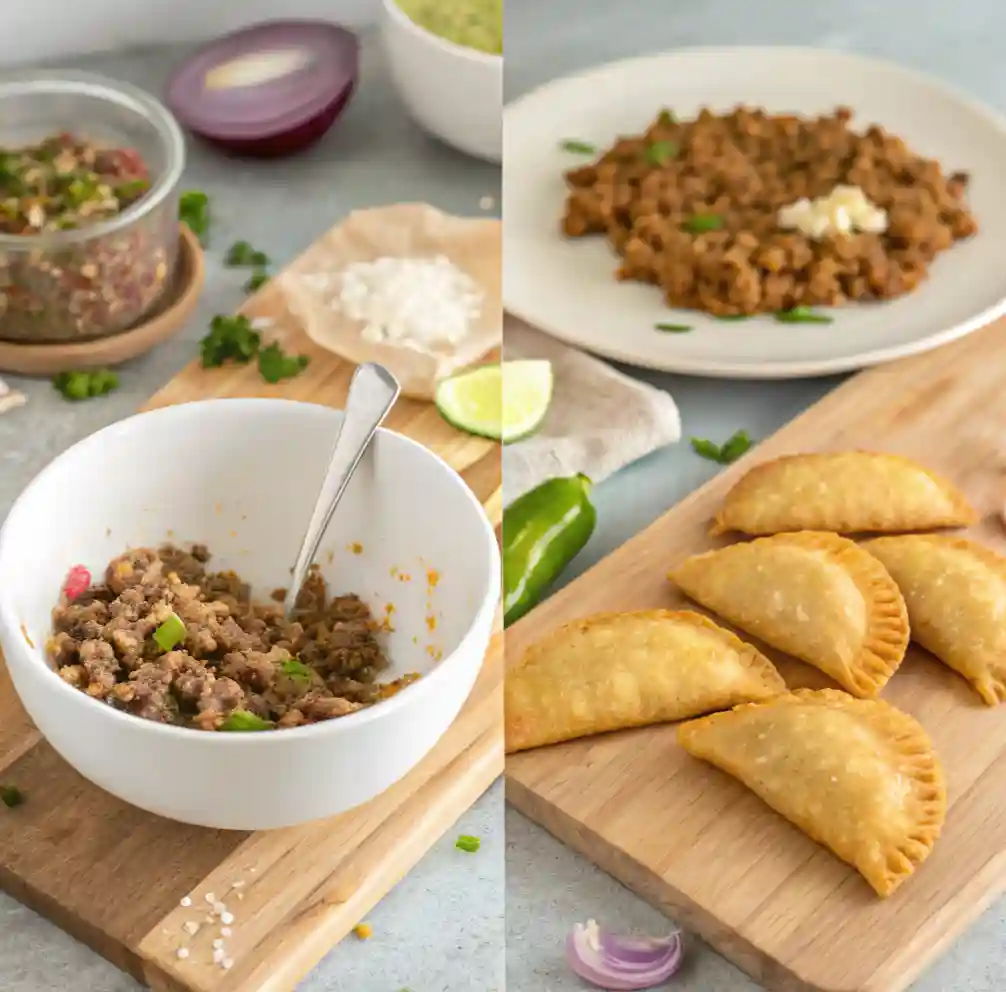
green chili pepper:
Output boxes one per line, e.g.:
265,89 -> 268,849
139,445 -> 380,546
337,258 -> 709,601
502,474 -> 597,627
220,710 -> 275,732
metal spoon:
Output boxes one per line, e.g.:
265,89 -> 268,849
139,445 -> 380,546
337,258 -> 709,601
284,362 -> 400,619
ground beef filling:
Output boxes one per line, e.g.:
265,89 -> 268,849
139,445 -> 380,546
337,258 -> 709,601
561,105 -> 978,317
48,544 -> 416,731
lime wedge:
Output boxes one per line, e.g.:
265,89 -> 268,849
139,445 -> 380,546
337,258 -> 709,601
435,360 -> 553,444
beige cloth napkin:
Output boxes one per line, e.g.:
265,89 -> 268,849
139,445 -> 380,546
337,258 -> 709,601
0,376 -> 25,415
503,319 -> 682,505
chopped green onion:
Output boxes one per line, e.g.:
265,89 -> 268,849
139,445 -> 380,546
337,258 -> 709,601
560,139 -> 596,155
117,178 -> 150,201
225,240 -> 270,268
258,342 -> 310,384
691,430 -> 754,465
200,314 -> 261,368
179,189 -> 210,240
279,659 -> 314,683
681,214 -> 725,234
655,322 -> 692,333
220,710 -> 275,732
52,369 -> 119,402
0,785 -> 24,808
152,612 -> 186,652
455,834 -> 481,853
645,140 -> 678,167
774,306 -> 834,324
245,270 -> 270,293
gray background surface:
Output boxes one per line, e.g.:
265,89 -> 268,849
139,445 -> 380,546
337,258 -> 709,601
0,30 -> 504,992
503,0 -> 1006,990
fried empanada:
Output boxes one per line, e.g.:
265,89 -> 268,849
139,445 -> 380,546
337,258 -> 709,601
677,689 -> 946,897
711,452 -> 976,536
669,531 -> 909,697
504,609 -> 786,753
864,535 -> 1006,705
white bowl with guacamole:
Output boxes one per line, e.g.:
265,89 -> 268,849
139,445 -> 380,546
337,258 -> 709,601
380,0 -> 502,162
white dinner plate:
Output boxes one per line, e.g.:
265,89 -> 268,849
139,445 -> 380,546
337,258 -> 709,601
503,47 -> 1006,379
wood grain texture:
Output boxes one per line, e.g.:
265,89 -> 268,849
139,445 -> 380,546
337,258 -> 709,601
0,233 -> 502,992
505,317 -> 1006,992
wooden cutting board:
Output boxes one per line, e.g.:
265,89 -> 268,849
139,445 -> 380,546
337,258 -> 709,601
505,317 -> 1006,992
0,267 -> 502,992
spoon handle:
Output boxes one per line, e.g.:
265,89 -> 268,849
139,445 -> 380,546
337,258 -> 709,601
284,363 -> 401,618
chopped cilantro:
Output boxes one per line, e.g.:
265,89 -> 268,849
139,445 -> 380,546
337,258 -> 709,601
559,139 -> 596,155
245,270 -> 270,293
258,342 -> 309,384
178,189 -> 210,240
200,314 -> 261,368
645,140 -> 678,167
691,430 -> 754,465
681,213 -> 725,234
774,306 -> 834,324
0,785 -> 24,808
655,322 -> 692,333
52,368 -> 119,402
220,710 -> 274,732
225,240 -> 270,268
455,834 -> 481,853
279,659 -> 314,683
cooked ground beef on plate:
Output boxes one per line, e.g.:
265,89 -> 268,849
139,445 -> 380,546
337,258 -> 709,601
561,106 -> 978,317
47,544 -> 418,731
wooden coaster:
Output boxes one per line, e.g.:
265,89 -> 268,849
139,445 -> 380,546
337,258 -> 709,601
0,223 -> 205,377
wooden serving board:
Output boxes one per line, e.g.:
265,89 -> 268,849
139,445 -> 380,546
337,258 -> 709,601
506,317 -> 1006,992
0,265 -> 502,992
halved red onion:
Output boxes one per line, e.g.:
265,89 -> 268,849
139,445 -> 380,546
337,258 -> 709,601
166,20 -> 359,158
566,919 -> 684,990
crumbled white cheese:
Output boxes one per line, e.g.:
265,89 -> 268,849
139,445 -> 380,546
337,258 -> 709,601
328,255 -> 483,349
777,185 -> 887,240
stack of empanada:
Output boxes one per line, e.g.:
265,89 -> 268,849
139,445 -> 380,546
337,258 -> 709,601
504,448 -> 1003,896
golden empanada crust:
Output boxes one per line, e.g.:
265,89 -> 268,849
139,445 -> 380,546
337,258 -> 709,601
712,451 -> 977,537
864,535 -> 1006,705
669,531 -> 909,697
504,609 -> 786,754
677,689 -> 946,897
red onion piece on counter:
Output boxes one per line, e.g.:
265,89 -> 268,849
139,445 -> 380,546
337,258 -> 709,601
166,20 -> 359,157
566,919 -> 684,990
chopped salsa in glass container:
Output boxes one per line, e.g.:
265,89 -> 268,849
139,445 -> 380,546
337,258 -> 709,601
0,132 -> 173,343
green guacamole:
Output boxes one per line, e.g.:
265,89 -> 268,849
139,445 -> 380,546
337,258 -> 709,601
396,0 -> 503,56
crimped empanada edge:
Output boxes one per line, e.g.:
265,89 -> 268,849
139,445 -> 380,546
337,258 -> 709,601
504,608 -> 787,753
676,688 -> 947,898
864,535 -> 1006,706
709,451 -> 978,536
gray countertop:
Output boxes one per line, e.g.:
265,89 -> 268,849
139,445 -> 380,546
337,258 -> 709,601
503,0 -> 1006,990
0,33 -> 503,992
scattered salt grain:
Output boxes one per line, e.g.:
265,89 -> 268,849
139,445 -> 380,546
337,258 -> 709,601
221,927 -> 233,937
231,880 -> 245,889
221,911 -> 235,925
213,948 -> 226,965
213,901 -> 227,915
213,939 -> 224,950
179,896 -> 192,908
176,948 -> 190,960
331,255 -> 483,349
183,922 -> 200,936
204,892 -> 216,904
222,958 -> 234,971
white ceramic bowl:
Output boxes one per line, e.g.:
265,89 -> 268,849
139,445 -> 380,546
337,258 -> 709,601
0,398 -> 500,830
380,0 -> 502,162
